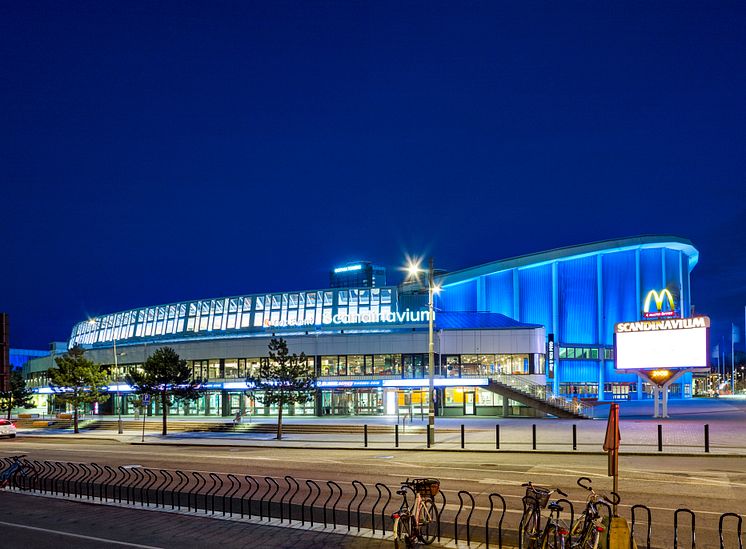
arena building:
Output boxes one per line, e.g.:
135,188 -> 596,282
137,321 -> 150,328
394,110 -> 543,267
31,235 -> 699,419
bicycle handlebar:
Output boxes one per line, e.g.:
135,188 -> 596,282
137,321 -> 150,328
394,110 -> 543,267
577,477 -> 593,490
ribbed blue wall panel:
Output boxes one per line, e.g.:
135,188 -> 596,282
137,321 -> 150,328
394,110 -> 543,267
601,250 -> 637,345
665,249 -> 682,311
559,360 -> 598,382
558,257 -> 597,344
518,265 -> 552,329
603,361 -> 639,382
440,279 -> 477,312
484,271 -> 514,318
640,248 -> 663,300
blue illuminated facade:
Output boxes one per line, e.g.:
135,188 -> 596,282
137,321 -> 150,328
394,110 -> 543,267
437,235 -> 698,400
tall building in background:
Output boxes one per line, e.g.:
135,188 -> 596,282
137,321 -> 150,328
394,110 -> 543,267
0,313 -> 9,392
330,261 -> 386,288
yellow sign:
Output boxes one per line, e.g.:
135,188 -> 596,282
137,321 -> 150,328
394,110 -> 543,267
643,289 -> 676,318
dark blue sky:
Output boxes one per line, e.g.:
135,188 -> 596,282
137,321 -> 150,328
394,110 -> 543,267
2,1 -> 745,349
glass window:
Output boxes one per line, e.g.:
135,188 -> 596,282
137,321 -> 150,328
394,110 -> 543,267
323,291 -> 333,306
476,388 -> 495,406
321,356 -> 337,376
242,297 -> 252,311
374,354 -> 400,375
272,295 -> 282,309
347,355 -> 364,376
381,289 -> 392,303
289,294 -> 298,308
224,359 -> 238,378
338,291 -> 348,305
306,292 -> 316,307
228,299 -> 238,313
208,360 -> 221,379
359,289 -> 370,305
255,296 -> 264,310
445,387 -> 464,407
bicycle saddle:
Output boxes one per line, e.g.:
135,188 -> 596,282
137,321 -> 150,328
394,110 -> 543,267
396,489 -> 407,496
548,501 -> 563,512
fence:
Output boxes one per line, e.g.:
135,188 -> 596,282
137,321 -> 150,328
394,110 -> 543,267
1,457 -> 742,548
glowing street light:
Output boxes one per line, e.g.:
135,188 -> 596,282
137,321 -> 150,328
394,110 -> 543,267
404,257 -> 440,435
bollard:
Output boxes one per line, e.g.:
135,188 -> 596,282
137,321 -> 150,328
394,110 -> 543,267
572,424 -> 577,451
495,424 -> 500,450
704,424 -> 709,453
395,424 -> 399,448
427,425 -> 431,448
364,424 -> 368,448
532,424 -> 537,450
461,424 -> 465,449
657,424 -> 663,452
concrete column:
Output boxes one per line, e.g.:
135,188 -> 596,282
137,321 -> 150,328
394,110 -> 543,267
598,360 -> 605,402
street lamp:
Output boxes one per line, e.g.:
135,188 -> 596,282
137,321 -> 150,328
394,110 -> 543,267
112,338 -> 126,435
405,258 -> 440,432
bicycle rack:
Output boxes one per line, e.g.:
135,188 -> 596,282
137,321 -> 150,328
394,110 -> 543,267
674,508 -> 696,549
302,479 -> 321,527
240,475 -> 259,519
455,490 -> 476,546
631,504 -> 652,549
153,469 -> 171,508
557,498 -> 575,547
348,480 -> 367,532
88,463 -> 103,500
207,472 -> 223,514
324,480 -> 342,529
372,482 -> 392,535
719,512 -> 742,549
143,468 -> 159,507
485,492 -> 506,549
596,500 -> 611,549
435,487 -> 447,542
225,474 -> 241,517
190,472 -> 207,513
131,466 -> 146,506
173,470 -> 190,510
281,475 -> 300,523
261,477 -> 280,521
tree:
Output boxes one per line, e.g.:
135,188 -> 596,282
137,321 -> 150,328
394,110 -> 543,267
48,345 -> 110,433
246,338 -> 317,440
126,347 -> 200,436
0,368 -> 35,420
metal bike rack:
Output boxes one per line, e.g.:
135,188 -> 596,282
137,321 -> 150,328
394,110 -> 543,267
485,492 -> 506,549
190,471 -> 207,513
371,482 -> 392,535
281,475 -> 300,523
630,504 -> 652,549
302,479 -> 321,527
173,470 -> 190,510
207,472 -> 223,514
240,475 -> 259,519
261,477 -> 280,521
455,490 -> 476,546
557,498 -> 576,547
435,487 -> 447,542
225,474 -> 242,517
674,508 -> 696,549
323,480 -> 342,529
348,480 -> 368,532
719,512 -> 742,549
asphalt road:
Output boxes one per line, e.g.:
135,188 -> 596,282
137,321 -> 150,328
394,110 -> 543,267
1,437 -> 743,548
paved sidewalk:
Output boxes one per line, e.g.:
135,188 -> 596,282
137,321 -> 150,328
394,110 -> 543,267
19,398 -> 746,455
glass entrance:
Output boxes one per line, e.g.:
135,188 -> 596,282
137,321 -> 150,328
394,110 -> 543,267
464,391 -> 476,415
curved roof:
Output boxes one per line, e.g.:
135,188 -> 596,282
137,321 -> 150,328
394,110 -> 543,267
439,235 -> 698,287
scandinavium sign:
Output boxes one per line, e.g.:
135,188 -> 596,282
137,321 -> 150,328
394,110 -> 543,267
615,316 -> 709,333
265,309 -> 433,328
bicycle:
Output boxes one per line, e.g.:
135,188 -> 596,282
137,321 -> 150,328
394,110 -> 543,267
0,454 -> 32,489
392,478 -> 440,548
519,481 -> 568,549
568,477 -> 619,548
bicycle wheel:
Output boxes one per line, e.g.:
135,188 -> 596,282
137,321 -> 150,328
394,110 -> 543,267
393,512 -> 413,549
417,498 -> 439,545
541,524 -> 567,549
520,509 -> 540,549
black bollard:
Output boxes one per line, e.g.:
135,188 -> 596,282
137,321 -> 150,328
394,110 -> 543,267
364,424 -> 368,447
658,424 -> 663,452
427,425 -> 431,448
532,424 -> 537,450
704,424 -> 709,453
572,424 -> 577,451
461,424 -> 465,449
395,424 -> 399,448
496,424 -> 500,450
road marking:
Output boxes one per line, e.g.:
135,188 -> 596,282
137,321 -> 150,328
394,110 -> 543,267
0,520 -> 165,548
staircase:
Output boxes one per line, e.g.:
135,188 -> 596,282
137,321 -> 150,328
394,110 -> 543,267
485,374 -> 593,419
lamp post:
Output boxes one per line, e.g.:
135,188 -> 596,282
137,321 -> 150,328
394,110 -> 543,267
113,338 -> 123,434
406,258 -> 439,432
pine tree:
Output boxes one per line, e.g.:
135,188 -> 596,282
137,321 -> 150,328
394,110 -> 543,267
246,338 -> 317,440
0,368 -> 35,420
126,347 -> 200,436
48,345 -> 110,433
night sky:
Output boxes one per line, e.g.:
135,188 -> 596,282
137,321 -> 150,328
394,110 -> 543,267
2,1 -> 745,350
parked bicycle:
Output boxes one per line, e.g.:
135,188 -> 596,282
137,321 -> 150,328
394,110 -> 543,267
0,454 -> 33,489
568,477 -> 619,548
392,478 -> 440,548
519,481 -> 569,549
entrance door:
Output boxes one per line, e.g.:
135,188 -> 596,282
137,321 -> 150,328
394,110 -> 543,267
464,391 -> 476,415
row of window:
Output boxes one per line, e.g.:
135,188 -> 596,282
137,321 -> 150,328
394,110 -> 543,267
558,347 -> 615,360
70,287 -> 396,346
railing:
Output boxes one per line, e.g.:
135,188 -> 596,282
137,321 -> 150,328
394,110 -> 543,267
487,373 -> 593,417
1,457 -> 742,548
